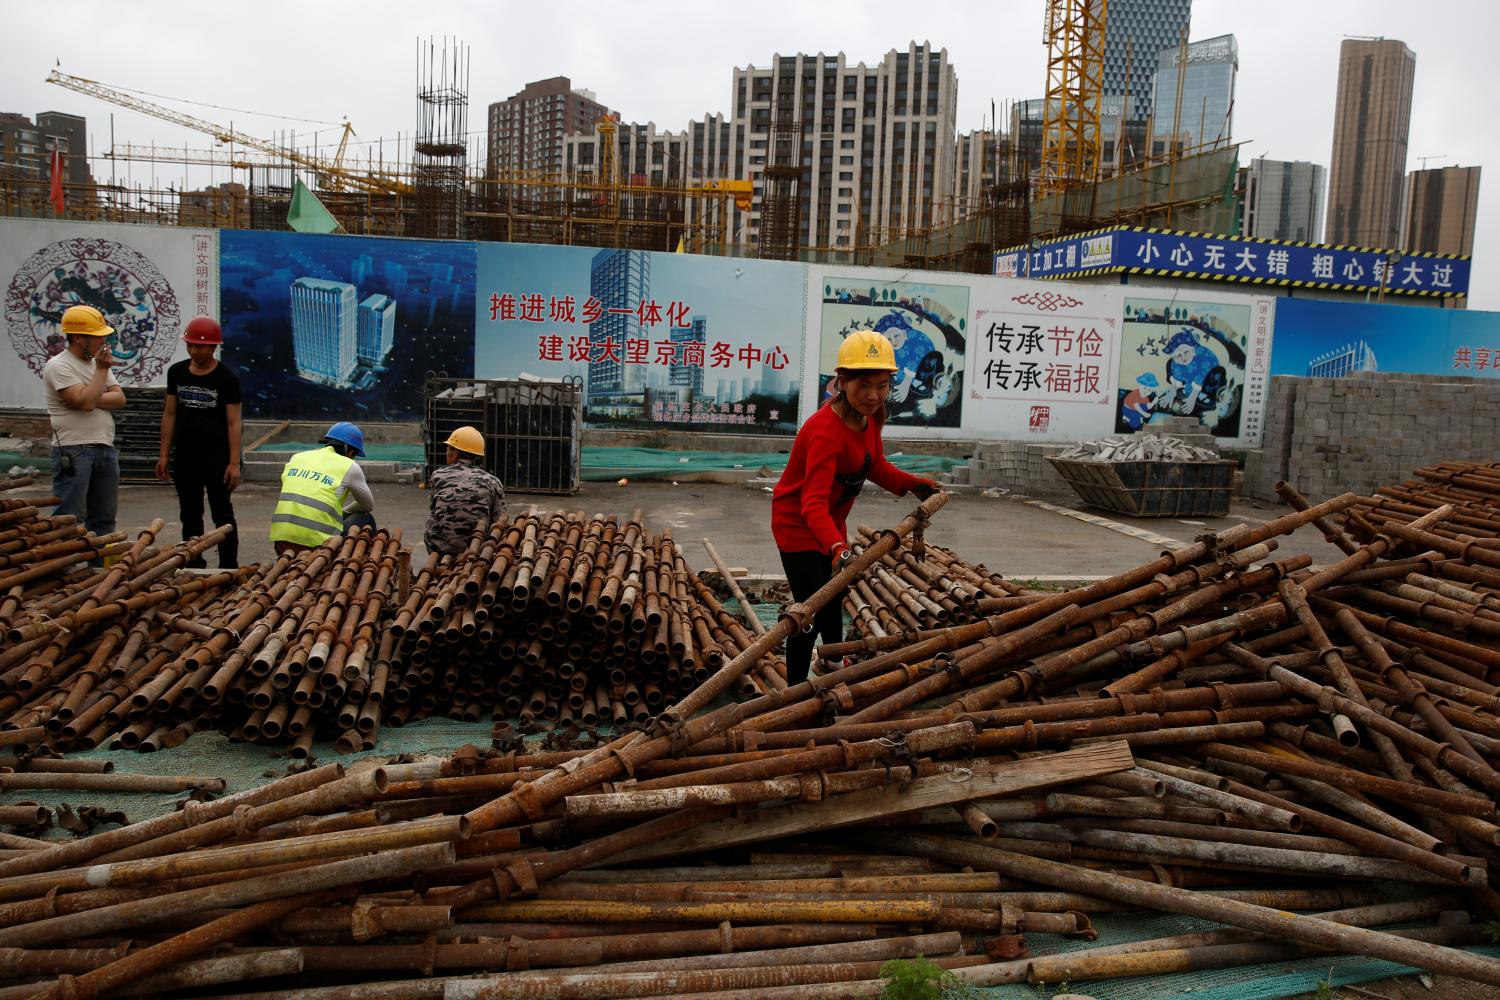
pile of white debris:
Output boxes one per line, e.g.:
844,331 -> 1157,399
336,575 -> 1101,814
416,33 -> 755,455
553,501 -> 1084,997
1054,435 -> 1221,463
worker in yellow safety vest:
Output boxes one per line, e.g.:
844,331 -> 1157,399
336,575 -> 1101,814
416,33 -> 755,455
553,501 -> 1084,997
269,421 -> 376,555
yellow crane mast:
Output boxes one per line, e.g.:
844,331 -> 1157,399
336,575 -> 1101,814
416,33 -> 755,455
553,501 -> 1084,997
1039,0 -> 1109,196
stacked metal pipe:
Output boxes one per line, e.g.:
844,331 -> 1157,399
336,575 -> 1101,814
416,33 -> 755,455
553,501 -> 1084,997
0,492 -> 262,754
385,509 -> 792,741
836,529 -> 1024,642
2,482 -> 1500,994
0,498 -> 805,755
0,513 -> 392,756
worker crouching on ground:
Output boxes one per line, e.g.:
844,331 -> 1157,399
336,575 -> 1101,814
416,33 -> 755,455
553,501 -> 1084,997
155,316 -> 242,568
424,426 -> 506,556
268,421 -> 376,555
770,329 -> 939,684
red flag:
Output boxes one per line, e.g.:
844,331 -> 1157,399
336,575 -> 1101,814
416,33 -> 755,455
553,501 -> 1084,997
48,147 -> 65,215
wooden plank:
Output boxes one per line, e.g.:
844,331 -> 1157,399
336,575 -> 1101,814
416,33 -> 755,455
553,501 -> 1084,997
606,740 -> 1135,865
244,420 -> 291,454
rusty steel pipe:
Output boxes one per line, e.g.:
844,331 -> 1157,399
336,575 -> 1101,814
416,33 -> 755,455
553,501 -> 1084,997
863,831 -> 1500,985
0,841 -> 455,948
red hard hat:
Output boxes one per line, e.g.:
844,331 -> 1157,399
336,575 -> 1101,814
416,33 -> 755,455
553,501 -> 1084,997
183,315 -> 223,345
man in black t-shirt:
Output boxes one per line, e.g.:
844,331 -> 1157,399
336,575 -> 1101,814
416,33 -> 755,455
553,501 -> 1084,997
156,316 -> 242,568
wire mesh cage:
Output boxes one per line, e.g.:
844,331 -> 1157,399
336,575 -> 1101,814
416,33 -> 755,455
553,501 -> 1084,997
1047,457 -> 1237,518
115,387 -> 167,483
424,376 -> 582,495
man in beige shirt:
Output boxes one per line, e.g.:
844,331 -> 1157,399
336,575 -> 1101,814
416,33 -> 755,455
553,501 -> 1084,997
43,305 -> 126,536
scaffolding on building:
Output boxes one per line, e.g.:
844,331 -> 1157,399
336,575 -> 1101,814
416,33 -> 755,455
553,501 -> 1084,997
1,135 -> 1238,276
8,45 -> 1239,277
411,37 -> 469,240
1029,142 -> 1242,237
757,111 -> 805,262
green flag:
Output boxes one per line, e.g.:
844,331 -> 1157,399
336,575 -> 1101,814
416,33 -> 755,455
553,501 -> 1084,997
287,178 -> 345,234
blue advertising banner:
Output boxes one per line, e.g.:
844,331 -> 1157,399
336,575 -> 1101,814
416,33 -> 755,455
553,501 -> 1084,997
1270,297 -> 1500,380
997,226 -> 1470,299
1112,229 -> 1468,298
994,231 -> 1116,281
219,231 -> 477,421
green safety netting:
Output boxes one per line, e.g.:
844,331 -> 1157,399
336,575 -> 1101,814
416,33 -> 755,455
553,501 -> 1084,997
253,443 -> 962,482
963,911 -> 1500,999
0,453 -> 45,474
573,446 -> 961,481
253,442 -> 423,462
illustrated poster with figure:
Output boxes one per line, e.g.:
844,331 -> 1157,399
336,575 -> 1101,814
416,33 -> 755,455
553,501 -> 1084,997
817,276 -> 968,428
1116,294 -> 1272,445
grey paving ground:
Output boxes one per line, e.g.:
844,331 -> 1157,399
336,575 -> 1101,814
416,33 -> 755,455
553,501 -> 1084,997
17,478 -> 1349,578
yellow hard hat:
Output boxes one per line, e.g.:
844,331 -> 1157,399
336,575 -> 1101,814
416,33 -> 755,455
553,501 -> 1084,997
835,329 -> 897,373
60,304 -> 113,337
445,426 -> 485,457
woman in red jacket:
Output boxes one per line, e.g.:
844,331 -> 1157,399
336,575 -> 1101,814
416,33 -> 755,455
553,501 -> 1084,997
771,329 -> 939,684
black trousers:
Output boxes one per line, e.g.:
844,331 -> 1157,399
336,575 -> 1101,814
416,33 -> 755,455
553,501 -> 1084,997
173,454 -> 238,568
779,549 -> 845,686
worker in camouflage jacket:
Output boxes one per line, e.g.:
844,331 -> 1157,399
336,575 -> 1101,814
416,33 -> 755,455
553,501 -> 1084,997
424,426 -> 506,556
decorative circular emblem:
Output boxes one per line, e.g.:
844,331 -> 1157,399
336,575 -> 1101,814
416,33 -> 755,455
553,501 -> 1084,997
4,236 -> 180,384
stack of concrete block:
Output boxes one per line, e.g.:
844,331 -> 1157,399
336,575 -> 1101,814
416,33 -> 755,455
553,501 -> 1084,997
943,441 -> 1076,495
1244,372 -> 1500,503
1141,415 -> 1221,452
943,415 -> 1227,497
1241,377 -> 1301,501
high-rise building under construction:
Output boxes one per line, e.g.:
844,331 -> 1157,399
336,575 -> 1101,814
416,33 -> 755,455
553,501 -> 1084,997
1402,165 -> 1481,256
1325,38 -> 1415,249
729,42 -> 958,248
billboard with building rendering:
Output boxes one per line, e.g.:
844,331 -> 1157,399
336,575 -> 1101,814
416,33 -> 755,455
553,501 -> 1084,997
475,244 -> 805,433
1271,297 -> 1500,380
218,230 -> 476,421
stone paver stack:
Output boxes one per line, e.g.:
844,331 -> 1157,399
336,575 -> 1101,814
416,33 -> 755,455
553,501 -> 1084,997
1244,372 -> 1500,502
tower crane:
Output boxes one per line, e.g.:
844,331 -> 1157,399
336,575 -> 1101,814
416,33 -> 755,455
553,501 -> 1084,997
45,68 -> 406,194
1039,0 -> 1109,196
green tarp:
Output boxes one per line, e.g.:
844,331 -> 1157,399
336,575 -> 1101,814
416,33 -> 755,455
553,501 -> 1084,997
254,444 -> 962,482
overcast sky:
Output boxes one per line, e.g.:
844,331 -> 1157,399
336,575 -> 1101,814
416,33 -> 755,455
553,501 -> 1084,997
4,0 -> 1495,307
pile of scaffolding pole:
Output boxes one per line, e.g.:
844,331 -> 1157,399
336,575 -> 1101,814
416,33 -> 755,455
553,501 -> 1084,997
0,482 -> 1499,994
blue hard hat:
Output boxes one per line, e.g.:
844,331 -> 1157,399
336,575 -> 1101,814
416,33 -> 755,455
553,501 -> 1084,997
1136,372 -> 1160,388
321,421 -> 366,457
